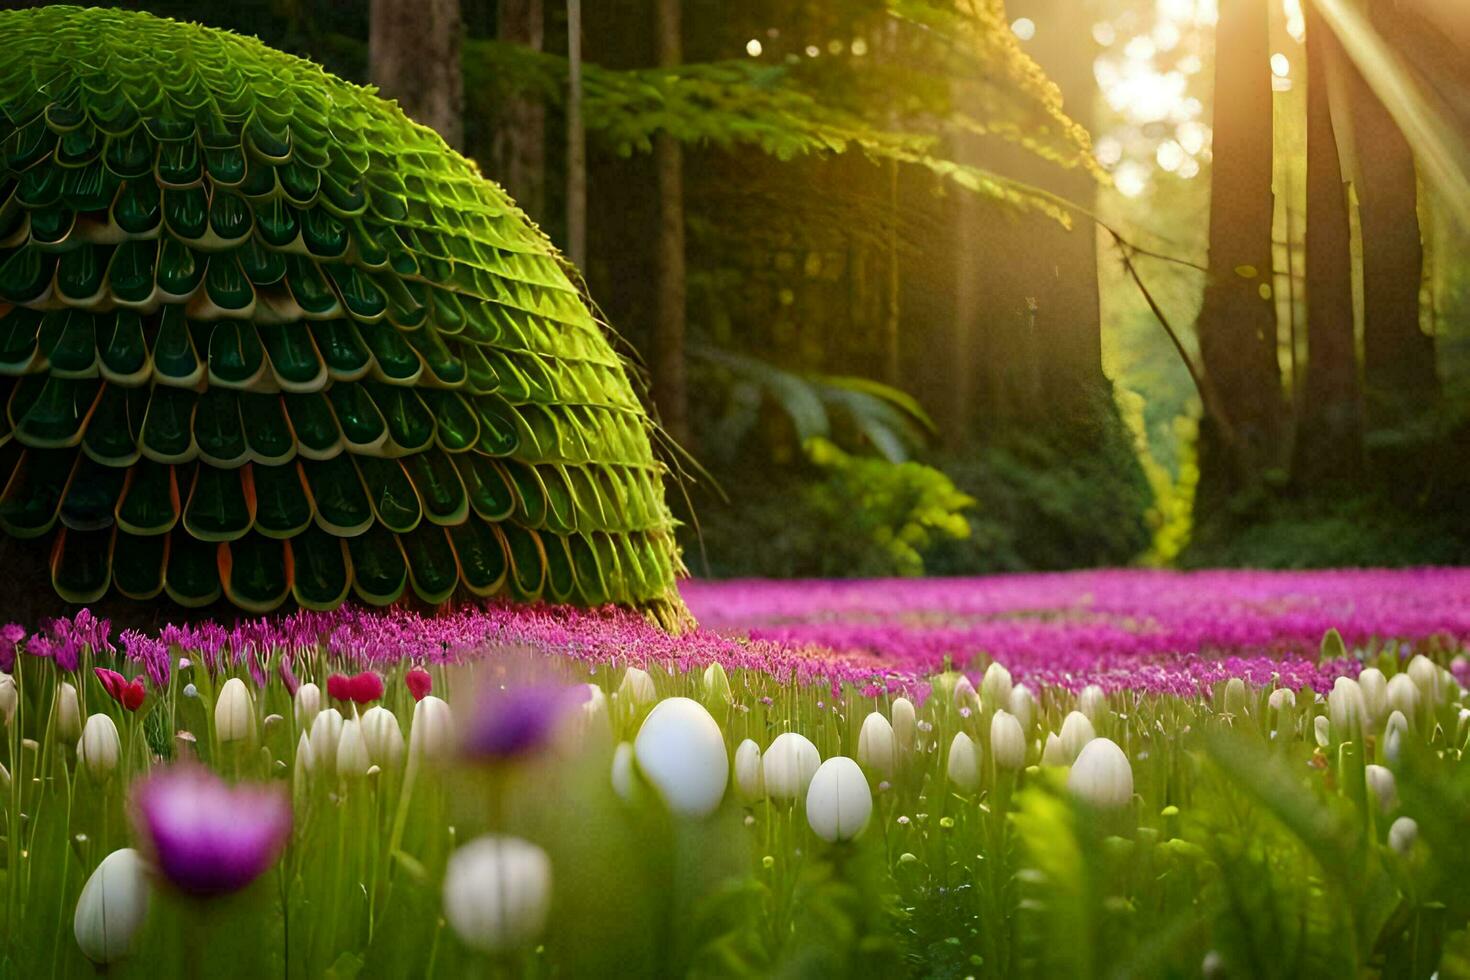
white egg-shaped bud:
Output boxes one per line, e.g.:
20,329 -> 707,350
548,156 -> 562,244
1388,816 -> 1417,855
293,682 -> 322,729
336,718 -> 373,776
981,663 -> 1013,714
55,681 -> 82,742
214,678 -> 256,744
360,705 -> 405,769
734,738 -> 764,802
1366,764 -> 1397,813
77,713 -> 121,779
409,696 -> 453,765
805,756 -> 872,842
946,731 -> 980,791
1386,674 -> 1420,724
1079,684 -> 1108,724
443,835 -> 552,953
1058,711 -> 1096,764
618,667 -> 656,706
891,697 -> 917,752
1068,738 -> 1134,810
309,707 -> 344,774
74,848 -> 150,964
762,732 -> 821,803
1009,684 -> 1036,733
633,697 -> 729,818
1357,669 -> 1387,726
990,710 -> 1026,771
702,662 -> 732,703
856,711 -> 896,779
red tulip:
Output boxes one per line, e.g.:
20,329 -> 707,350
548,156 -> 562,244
94,667 -> 127,702
406,667 -> 432,702
326,674 -> 353,702
121,678 -> 146,712
348,671 -> 384,705
326,671 -> 384,705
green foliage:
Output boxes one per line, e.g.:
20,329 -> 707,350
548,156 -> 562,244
924,395 -> 1155,574
463,38 -> 1078,224
691,347 -> 936,464
687,438 -> 973,579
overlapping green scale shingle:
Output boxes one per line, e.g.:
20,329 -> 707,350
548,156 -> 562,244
0,6 -> 685,623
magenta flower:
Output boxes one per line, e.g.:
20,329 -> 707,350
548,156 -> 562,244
463,684 -> 583,761
132,766 -> 291,897
0,624 -> 24,673
406,667 -> 432,702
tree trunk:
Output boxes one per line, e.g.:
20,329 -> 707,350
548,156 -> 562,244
1294,0 -> 1363,487
652,0 -> 690,448
368,0 -> 463,149
1193,0 -> 1285,507
1007,0 -> 1107,427
565,0 -> 587,268
1354,3 -> 1437,431
495,0 -> 546,220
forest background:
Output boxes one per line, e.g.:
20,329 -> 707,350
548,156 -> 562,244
29,0 -> 1470,579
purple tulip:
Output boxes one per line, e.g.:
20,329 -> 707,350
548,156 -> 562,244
462,684 -> 585,761
0,624 -> 23,673
132,766 -> 291,898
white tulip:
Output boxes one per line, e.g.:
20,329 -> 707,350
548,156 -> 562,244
618,667 -> 656,706
1366,764 -> 1397,812
336,718 -> 373,776
1384,710 -> 1409,765
1268,687 -> 1296,712
1223,678 -> 1247,716
856,711 -> 896,779
1328,677 -> 1366,738
1041,731 -> 1068,767
702,662 -> 732,703
0,674 -> 16,726
1386,674 -> 1420,724
293,732 -> 315,795
1357,669 -> 1387,725
579,684 -> 610,740
762,732 -> 821,802
294,683 -> 322,728
990,710 -> 1026,771
1079,684 -> 1108,723
980,663 -> 1013,713
56,681 -> 81,742
309,707 -> 345,773
611,741 -> 636,801
1314,714 -> 1330,747
952,675 -> 978,711
805,756 -> 872,842
1388,816 -> 1418,855
214,678 -> 256,744
77,713 -> 121,779
74,848 -> 150,964
730,738 -> 763,802
946,732 -> 980,791
891,697 -> 917,752
360,706 -> 405,769
1408,655 -> 1441,704
634,697 -> 728,818
409,696 -> 453,765
1009,684 -> 1036,733
1059,711 -> 1096,764
443,835 -> 551,953
1068,738 -> 1134,809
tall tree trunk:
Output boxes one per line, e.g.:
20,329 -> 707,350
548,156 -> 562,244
565,0 -> 586,268
1294,1 -> 1363,486
1007,0 -> 1107,427
652,0 -> 690,447
369,0 -> 463,149
1193,0 -> 1284,507
1354,3 -> 1437,431
495,0 -> 546,220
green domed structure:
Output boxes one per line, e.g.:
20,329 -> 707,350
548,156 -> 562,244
0,6 -> 684,623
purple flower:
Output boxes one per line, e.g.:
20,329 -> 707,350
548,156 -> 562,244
132,766 -> 291,898
0,624 -> 24,673
462,684 -> 584,761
